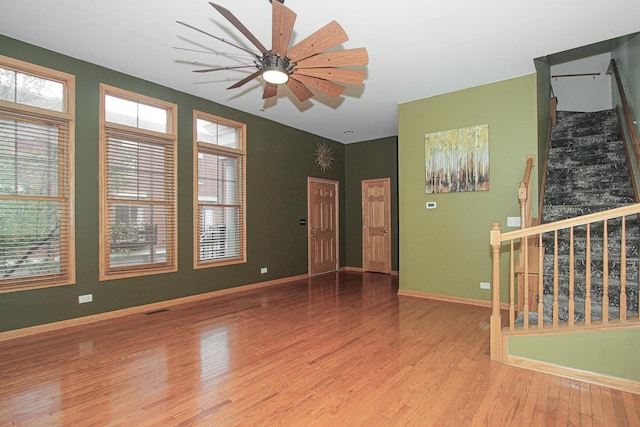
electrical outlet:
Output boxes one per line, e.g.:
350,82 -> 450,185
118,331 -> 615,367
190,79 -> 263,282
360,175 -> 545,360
78,294 -> 93,304
260,267 -> 268,274
480,282 -> 491,290
507,216 -> 521,227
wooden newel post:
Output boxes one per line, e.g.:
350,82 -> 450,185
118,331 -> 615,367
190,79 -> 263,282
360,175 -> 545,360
490,222 -> 502,362
518,181 -> 527,230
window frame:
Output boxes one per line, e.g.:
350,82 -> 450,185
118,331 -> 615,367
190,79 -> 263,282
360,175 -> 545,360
99,84 -> 177,280
193,111 -> 246,269
0,55 -> 75,293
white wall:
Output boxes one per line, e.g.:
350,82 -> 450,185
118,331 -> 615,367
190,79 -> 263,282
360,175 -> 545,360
550,53 -> 612,112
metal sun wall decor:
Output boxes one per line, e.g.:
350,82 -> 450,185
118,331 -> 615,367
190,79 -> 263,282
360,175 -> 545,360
315,141 -> 333,172
425,124 -> 490,194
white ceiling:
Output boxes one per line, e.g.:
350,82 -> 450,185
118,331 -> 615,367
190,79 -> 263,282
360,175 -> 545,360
2,0 -> 639,143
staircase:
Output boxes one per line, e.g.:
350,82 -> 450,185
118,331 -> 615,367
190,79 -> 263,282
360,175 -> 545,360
489,87 -> 640,393
538,109 -> 640,323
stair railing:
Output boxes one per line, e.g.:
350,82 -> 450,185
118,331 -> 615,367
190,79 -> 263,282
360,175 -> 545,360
490,203 -> 640,362
608,59 -> 640,168
518,155 -> 535,231
515,155 -> 537,315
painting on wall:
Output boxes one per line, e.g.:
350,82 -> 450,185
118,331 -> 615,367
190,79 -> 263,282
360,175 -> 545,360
425,124 -> 489,193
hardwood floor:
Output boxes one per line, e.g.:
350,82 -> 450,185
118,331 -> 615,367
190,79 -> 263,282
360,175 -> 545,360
1,272 -> 639,426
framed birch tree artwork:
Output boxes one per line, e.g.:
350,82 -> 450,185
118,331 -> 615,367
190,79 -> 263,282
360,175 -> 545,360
424,124 -> 489,193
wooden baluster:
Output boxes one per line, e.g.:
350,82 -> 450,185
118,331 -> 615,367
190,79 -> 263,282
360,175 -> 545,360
538,233 -> 544,328
569,227 -> 575,326
553,230 -> 559,327
621,216 -> 627,322
509,240 -> 515,330
603,220 -> 609,323
490,223 -> 502,361
523,235 -> 529,329
585,223 -> 592,325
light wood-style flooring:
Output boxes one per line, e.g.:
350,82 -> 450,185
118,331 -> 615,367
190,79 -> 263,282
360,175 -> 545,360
1,272 -> 639,426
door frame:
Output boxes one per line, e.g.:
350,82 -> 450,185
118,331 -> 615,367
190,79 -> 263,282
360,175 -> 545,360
307,177 -> 339,276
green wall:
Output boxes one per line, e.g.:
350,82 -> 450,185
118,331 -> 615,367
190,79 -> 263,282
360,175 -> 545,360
397,74 -> 538,302
613,33 -> 640,127
0,35 -> 350,332
509,328 -> 640,382
344,137 -> 399,271
612,33 -> 640,195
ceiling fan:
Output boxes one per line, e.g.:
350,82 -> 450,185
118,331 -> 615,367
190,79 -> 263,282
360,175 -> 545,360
177,1 -> 369,102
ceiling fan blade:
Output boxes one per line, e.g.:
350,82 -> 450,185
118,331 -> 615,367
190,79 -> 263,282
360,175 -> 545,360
286,21 -> 348,62
193,65 -> 257,73
262,83 -> 278,99
294,68 -> 365,85
209,2 -> 269,55
272,1 -> 296,58
286,77 -> 314,102
177,21 -> 259,57
295,48 -> 369,69
227,70 -> 263,90
291,74 -> 345,98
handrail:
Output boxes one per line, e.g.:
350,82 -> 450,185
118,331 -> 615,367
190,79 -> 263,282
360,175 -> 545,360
489,202 -> 640,361
551,72 -> 601,79
518,155 -> 535,230
503,203 -> 640,241
608,59 -> 640,167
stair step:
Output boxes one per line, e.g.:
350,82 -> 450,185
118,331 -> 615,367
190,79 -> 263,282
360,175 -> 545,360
542,275 -> 639,312
546,177 -> 633,194
543,191 -> 635,207
542,204 -> 636,221
540,293 -> 639,323
541,237 -> 640,259
516,294 -> 639,326
541,256 -> 639,281
550,137 -> 625,152
540,213 -> 640,230
552,110 -> 620,140
550,126 -> 621,142
545,167 -> 632,189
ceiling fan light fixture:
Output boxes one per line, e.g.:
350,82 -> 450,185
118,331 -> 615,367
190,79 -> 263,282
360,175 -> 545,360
262,67 -> 289,84
261,53 -> 290,84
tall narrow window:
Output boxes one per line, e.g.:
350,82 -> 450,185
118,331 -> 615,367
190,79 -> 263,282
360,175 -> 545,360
99,85 -> 177,280
194,111 -> 246,268
0,55 -> 75,292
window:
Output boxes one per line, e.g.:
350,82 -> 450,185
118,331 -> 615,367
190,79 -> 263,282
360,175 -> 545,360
0,55 -> 75,292
99,85 -> 177,280
194,111 -> 246,268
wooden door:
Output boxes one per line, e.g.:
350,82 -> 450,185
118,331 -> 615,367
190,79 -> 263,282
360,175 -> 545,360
308,178 -> 339,276
362,178 -> 391,274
